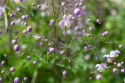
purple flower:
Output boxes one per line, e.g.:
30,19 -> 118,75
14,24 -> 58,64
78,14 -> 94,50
95,63 -> 107,72
14,77 -> 20,83
103,54 -> 113,63
58,14 -> 72,28
113,68 -> 117,73
63,70 -> 67,76
96,74 -> 102,80
110,50 -> 120,58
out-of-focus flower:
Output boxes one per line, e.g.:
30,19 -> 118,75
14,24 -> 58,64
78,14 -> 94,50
110,50 -> 120,58
103,54 -> 113,63
95,63 -> 107,72
14,0 -> 23,4
101,47 -> 107,53
84,54 -> 90,61
58,14 -> 72,28
33,34 -> 41,40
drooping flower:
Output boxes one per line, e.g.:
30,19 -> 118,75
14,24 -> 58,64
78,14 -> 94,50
58,14 -> 72,28
103,54 -> 113,63
110,50 -> 120,58
95,63 -> 107,72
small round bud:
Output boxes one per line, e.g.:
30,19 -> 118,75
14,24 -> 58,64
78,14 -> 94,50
74,8 -> 81,15
14,45 -> 20,51
0,77 -> 2,82
33,3 -> 36,6
33,60 -> 37,65
113,68 -> 117,73
119,44 -> 123,48
14,77 -> 20,83
88,45 -> 91,48
117,63 -> 122,67
61,51 -> 65,54
96,74 -> 102,80
23,29 -> 27,34
97,19 -> 101,24
27,26 -> 32,32
87,19 -> 91,22
24,22 -> 28,25
10,13 -> 14,18
1,61 -> 6,65
63,70 -> 67,76
11,21 -> 15,26
37,4 -> 41,8
27,56 -> 31,59
89,27 -> 93,31
22,53 -> 24,55
17,8 -> 21,12
87,34 -> 90,37
1,70 -> 5,74
22,15 -> 26,20
12,39 -> 17,44
49,47 -> 55,53
61,2 -> 65,7
23,77 -> 28,81
48,43 -> 51,46
10,67 -> 15,72
121,69 -> 125,73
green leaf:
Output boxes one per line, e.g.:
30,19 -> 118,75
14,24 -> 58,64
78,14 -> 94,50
56,63 -> 65,67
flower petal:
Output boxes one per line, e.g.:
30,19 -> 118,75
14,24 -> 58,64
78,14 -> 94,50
66,15 -> 72,20
63,14 -> 66,20
58,20 -> 65,26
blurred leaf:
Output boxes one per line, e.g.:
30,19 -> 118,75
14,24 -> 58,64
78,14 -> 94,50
4,8 -> 9,32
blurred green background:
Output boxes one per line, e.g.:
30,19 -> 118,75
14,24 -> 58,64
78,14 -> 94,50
0,0 -> 125,83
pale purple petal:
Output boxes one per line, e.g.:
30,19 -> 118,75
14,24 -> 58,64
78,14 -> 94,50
63,14 -> 66,20
66,15 -> 72,20
58,20 -> 65,26
115,50 -> 120,54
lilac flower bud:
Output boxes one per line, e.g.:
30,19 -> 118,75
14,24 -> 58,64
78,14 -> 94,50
11,21 -> 15,26
27,26 -> 32,32
39,42 -> 43,46
12,39 -> 17,44
23,29 -> 27,34
87,19 -> 91,22
95,53 -> 98,55
96,74 -> 102,80
1,70 -> 5,74
121,69 -> 125,73
10,13 -> 14,18
74,8 -> 81,15
97,19 -> 101,24
89,77 -> 92,80
89,27 -> 93,31
26,15 -> 29,18
84,46 -> 87,50
113,68 -> 117,73
69,59 -> 72,62
1,61 -> 6,65
46,3 -> 48,5
102,33 -> 106,36
72,16 -> 75,20
27,56 -> 31,59
15,36 -> 18,39
104,31 -> 109,35
88,45 -> 91,48
14,77 -> 20,83
49,47 -> 55,53
48,43 -> 51,46
121,61 -> 124,64
61,2 -> 65,7
63,70 -> 67,76
24,22 -> 28,25
0,30 -> 2,34
37,4 -> 41,8
4,54 -> 7,57
79,3 -> 83,6
17,8 -> 21,12
22,15 -> 26,20
117,63 -> 122,67
87,34 -> 90,37
75,3 -> 79,7
0,77 -> 2,82
33,3 -> 36,6
114,62 -> 117,65
22,52 -> 24,55
23,77 -> 28,81
33,60 -> 37,65
14,44 -> 20,51
83,30 -> 86,33
10,67 -> 15,72
61,51 -> 65,54
119,44 -> 123,48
